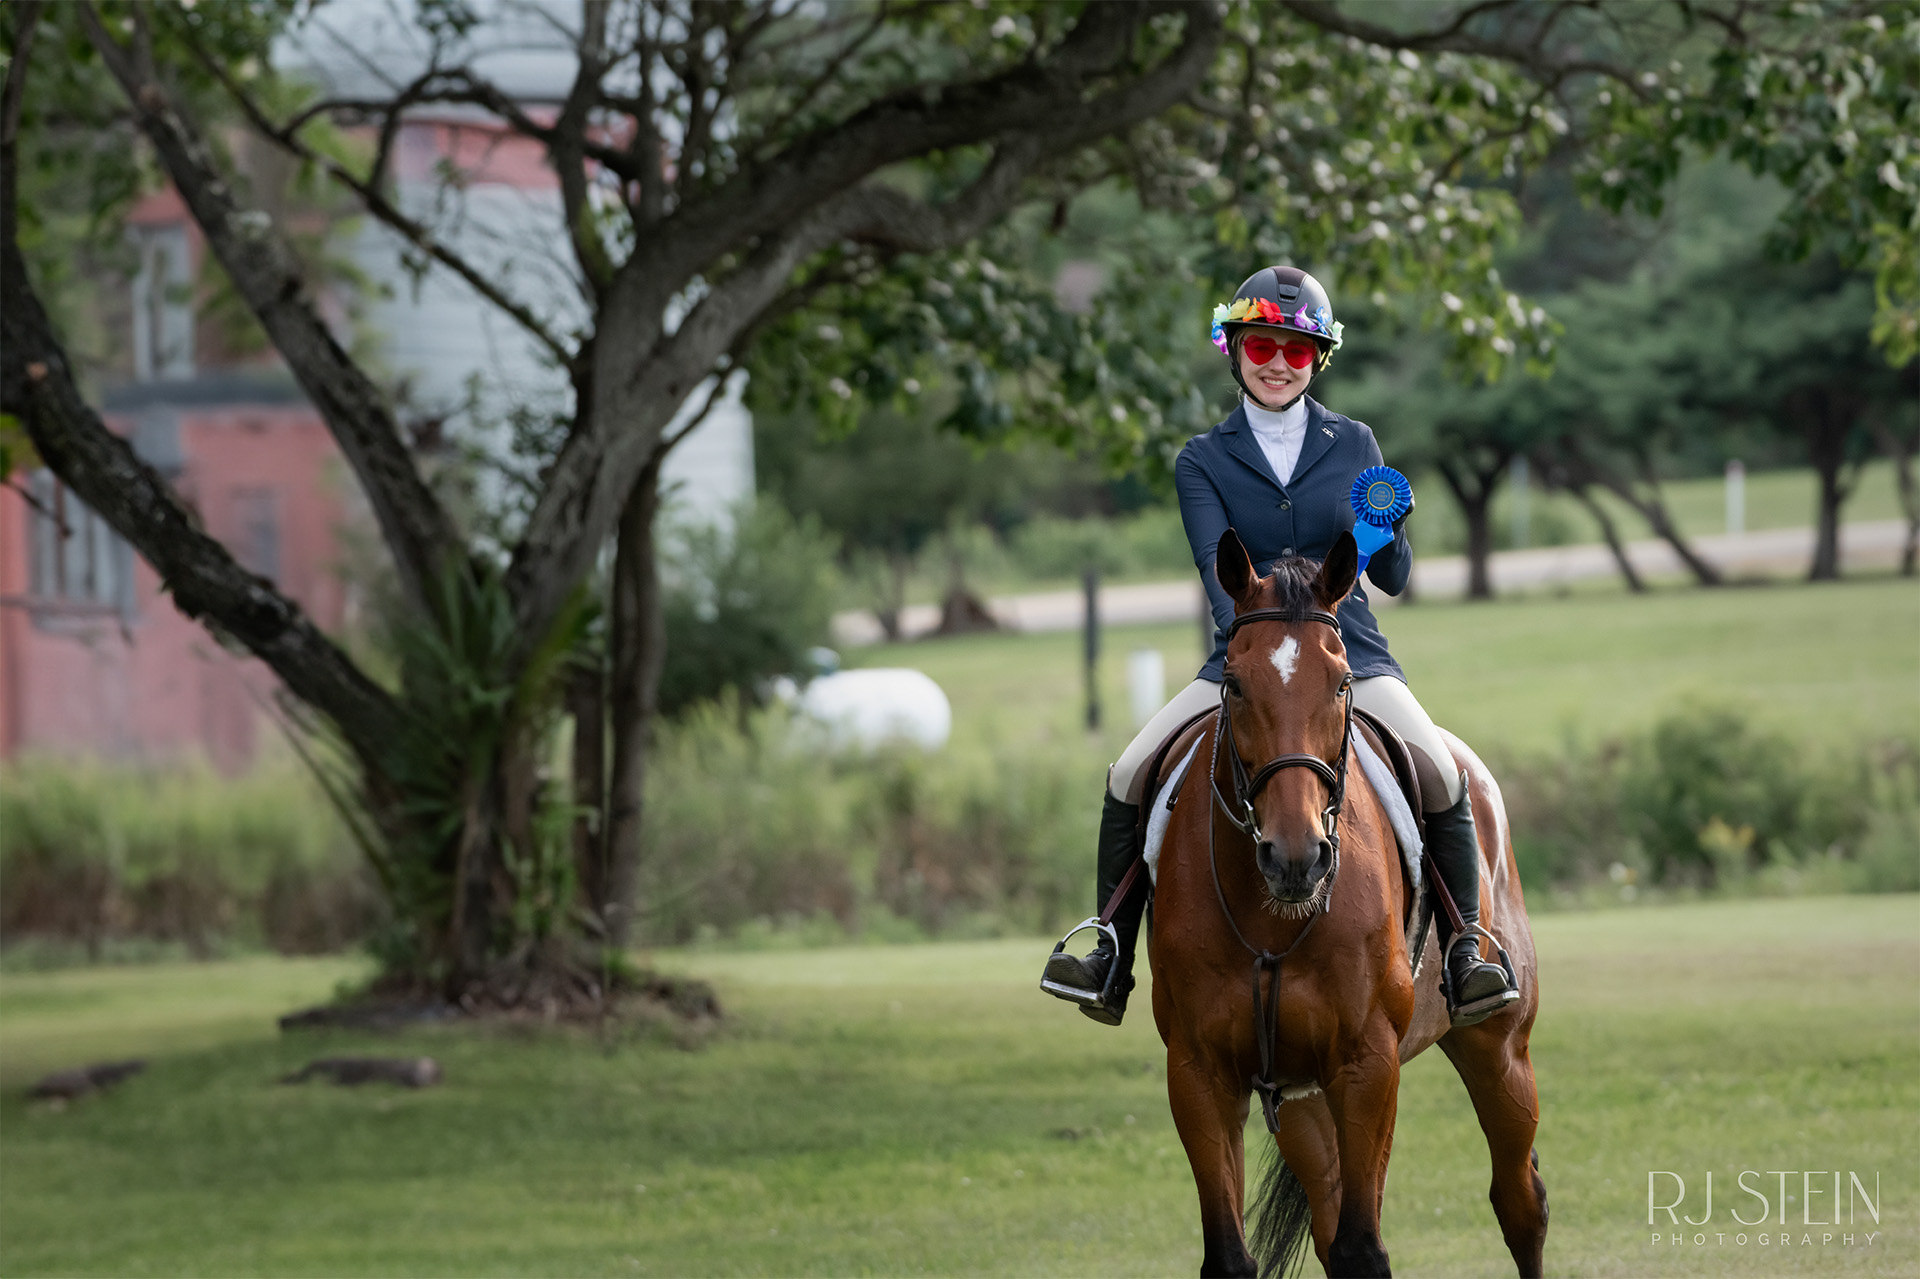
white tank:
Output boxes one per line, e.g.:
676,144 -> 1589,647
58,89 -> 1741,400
792,668 -> 952,752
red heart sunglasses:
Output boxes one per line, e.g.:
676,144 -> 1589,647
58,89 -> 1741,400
1240,331 -> 1321,369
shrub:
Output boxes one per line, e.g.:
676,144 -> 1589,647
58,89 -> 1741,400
0,758 -> 375,959
658,501 -> 841,718
635,699 -> 1104,946
1498,704 -> 1915,897
1617,704 -> 1809,884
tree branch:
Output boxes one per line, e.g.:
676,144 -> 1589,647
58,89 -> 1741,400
1,1 -> 44,149
740,0 -> 891,161
553,0 -> 615,298
642,0 -> 1220,295
76,1 -> 460,615
1279,0 -> 1645,90
502,1 -> 1223,649
173,21 -> 578,367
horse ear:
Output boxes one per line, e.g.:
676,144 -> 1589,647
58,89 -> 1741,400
1215,528 -> 1256,606
1315,530 -> 1359,610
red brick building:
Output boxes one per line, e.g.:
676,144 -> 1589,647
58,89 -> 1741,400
0,375 -> 352,771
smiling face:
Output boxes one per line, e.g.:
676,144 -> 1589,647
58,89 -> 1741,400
1235,328 -> 1318,409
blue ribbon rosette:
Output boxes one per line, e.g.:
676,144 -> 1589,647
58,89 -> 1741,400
1348,466 -> 1413,572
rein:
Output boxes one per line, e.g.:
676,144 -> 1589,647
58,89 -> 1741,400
1206,606 -> 1356,1134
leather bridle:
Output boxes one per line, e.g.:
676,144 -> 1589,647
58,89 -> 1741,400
1209,607 -> 1356,863
1205,605 -> 1356,1134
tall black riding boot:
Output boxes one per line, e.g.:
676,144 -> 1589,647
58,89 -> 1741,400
1039,792 -> 1145,1026
1425,781 -> 1518,1026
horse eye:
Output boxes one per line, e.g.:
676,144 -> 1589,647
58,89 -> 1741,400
1223,675 -> 1243,698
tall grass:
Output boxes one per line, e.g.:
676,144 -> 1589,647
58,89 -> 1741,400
637,698 -> 1104,947
0,758 -> 376,964
639,699 -> 1917,948
6,706 -> 1911,964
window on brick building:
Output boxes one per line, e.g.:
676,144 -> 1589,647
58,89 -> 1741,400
131,224 -> 194,381
25,471 -> 136,616
229,487 -> 280,584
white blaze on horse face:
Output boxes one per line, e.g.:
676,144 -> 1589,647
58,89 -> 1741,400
1270,636 -> 1302,685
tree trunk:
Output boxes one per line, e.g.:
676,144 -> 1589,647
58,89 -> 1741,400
1437,458 -> 1504,600
1873,421 -> 1919,576
447,738 -> 540,993
934,532 -> 999,635
873,550 -> 911,642
603,458 -> 667,952
1809,462 -> 1846,580
1567,483 -> 1647,592
1801,387 -> 1866,582
1589,462 -> 1722,587
568,658 -> 608,936
1542,439 -> 1719,587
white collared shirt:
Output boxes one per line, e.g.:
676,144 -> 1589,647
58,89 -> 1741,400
1243,397 -> 1309,487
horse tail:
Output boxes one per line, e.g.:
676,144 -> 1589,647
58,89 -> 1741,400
1247,1139 -> 1313,1279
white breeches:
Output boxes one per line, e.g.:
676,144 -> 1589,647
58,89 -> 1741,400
1108,674 -> 1464,811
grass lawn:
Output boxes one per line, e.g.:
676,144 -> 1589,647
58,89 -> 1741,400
848,574 -> 1920,759
1,896 -> 1914,1276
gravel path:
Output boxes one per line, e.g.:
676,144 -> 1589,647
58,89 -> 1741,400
831,519 -> 1912,646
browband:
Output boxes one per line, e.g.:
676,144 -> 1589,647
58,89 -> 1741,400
1226,607 -> 1339,640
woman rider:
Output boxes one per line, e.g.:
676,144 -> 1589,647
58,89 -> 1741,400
1040,265 -> 1518,1028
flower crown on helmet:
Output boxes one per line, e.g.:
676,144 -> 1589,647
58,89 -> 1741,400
1209,296 -> 1345,354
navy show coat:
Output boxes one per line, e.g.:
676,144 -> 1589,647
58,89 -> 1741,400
1175,396 -> 1412,684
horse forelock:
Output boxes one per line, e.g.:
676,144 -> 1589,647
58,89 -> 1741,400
1246,556 -> 1322,617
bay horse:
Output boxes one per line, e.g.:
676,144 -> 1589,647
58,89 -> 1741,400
1147,529 -> 1545,1278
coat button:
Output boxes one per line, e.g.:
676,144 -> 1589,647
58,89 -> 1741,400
1283,546 -> 1294,556
1279,500 -> 1291,510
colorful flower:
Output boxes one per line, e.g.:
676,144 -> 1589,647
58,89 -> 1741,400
1206,293 -> 1346,351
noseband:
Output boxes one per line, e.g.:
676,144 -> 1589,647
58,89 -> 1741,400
1205,606 -> 1357,1135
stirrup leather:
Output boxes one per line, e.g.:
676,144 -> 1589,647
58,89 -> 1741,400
1441,922 -> 1520,1026
1039,917 -> 1121,1009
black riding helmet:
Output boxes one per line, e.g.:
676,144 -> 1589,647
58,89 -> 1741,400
1211,266 -> 1345,403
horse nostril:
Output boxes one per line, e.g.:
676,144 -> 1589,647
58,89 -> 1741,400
1255,839 -> 1277,868
1312,838 -> 1335,874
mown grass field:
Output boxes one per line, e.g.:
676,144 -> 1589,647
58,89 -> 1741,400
1,896 -> 1914,1277
851,574 -> 1920,759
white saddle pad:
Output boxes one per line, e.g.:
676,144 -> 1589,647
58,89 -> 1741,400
1143,730 -> 1423,897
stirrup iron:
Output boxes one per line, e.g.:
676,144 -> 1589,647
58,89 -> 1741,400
1039,917 -> 1120,1009
1442,922 -> 1520,1027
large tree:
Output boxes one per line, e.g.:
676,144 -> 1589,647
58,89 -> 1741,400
2,0 -> 1870,999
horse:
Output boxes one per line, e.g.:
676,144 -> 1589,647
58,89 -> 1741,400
1145,528 -> 1546,1278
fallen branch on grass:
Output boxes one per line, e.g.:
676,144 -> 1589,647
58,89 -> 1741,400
280,1057 -> 443,1088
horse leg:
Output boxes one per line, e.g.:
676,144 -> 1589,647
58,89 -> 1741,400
1439,1028 -> 1548,1278
1167,1049 -> 1258,1278
1321,1025 -> 1401,1278
1275,1095 -> 1341,1270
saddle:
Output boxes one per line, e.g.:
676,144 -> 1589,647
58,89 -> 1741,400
1116,702 -> 1440,974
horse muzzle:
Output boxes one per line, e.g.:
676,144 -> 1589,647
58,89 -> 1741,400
1256,835 -> 1336,903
